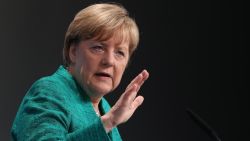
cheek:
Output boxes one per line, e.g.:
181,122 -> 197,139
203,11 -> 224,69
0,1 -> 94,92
75,55 -> 92,80
76,53 -> 93,71
80,60 -> 94,79
115,62 -> 127,82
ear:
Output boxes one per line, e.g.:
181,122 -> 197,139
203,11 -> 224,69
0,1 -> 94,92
69,45 -> 77,64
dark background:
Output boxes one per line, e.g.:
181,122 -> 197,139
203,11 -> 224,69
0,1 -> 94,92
0,0 -> 248,141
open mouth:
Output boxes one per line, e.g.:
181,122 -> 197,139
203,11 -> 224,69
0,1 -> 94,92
95,72 -> 112,78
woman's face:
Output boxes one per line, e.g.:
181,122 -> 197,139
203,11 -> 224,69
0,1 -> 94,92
70,37 -> 129,97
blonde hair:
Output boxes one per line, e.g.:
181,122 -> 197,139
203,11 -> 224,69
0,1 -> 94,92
63,3 -> 139,67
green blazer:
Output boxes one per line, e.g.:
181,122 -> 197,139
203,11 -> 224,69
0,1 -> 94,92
11,66 -> 122,141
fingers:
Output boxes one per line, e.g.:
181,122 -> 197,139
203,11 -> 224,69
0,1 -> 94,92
116,85 -> 144,116
126,74 -> 142,91
122,84 -> 138,106
135,70 -> 149,92
107,70 -> 148,128
130,95 -> 144,110
121,69 -> 148,107
126,69 -> 149,92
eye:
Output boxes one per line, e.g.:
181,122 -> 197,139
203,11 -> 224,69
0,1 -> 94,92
116,50 -> 126,58
91,45 -> 104,53
118,51 -> 125,56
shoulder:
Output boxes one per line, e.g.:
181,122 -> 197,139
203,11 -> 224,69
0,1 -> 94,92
32,71 -> 66,89
16,74 -> 73,119
29,75 -> 61,93
24,73 -> 71,103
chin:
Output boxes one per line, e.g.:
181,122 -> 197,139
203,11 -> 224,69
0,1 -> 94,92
91,86 -> 112,96
87,80 -> 114,96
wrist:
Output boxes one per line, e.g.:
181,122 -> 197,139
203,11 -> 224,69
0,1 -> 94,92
101,114 -> 114,133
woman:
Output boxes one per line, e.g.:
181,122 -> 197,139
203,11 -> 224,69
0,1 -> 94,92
11,3 -> 149,141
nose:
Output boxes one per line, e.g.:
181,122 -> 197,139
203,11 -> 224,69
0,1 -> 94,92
101,51 -> 115,67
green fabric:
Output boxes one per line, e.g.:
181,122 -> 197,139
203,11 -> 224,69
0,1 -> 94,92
11,66 -> 122,141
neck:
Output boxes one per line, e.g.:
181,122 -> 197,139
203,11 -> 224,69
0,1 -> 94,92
91,97 -> 102,116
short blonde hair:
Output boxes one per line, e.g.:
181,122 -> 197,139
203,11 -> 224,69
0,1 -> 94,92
63,3 -> 139,67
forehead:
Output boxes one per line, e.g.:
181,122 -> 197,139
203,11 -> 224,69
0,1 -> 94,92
104,37 -> 129,48
91,26 -> 130,46
91,34 -> 130,49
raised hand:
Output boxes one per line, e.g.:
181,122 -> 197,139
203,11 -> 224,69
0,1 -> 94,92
101,70 -> 149,132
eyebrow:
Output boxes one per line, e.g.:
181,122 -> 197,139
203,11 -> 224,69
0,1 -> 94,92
98,41 -> 128,50
88,38 -> 128,52
117,46 -> 129,51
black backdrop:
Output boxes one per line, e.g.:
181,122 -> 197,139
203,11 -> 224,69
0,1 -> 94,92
0,0 -> 248,141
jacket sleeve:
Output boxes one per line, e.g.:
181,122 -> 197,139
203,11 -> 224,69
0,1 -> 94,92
11,80 -> 110,141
